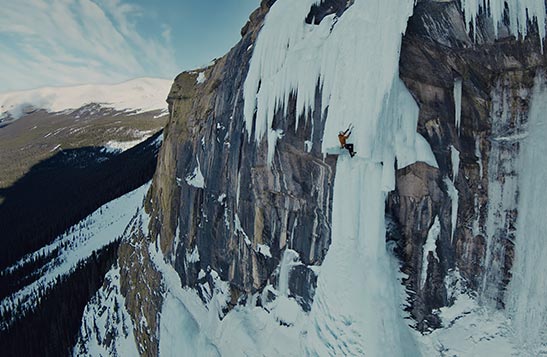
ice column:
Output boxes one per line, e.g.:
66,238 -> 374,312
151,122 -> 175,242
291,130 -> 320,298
506,75 -> 547,353
454,78 -> 462,135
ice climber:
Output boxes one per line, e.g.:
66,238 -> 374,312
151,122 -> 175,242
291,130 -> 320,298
338,125 -> 356,157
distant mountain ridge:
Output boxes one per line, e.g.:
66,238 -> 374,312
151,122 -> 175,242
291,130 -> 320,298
0,77 -> 172,121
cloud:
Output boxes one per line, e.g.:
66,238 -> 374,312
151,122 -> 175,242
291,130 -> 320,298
161,24 -> 173,44
0,0 -> 178,92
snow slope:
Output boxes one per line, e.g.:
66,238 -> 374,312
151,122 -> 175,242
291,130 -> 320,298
0,182 -> 151,330
0,77 -> 171,120
418,293 -> 519,356
73,267 -> 139,357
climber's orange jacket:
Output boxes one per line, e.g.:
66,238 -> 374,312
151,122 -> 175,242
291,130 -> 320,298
338,129 -> 351,147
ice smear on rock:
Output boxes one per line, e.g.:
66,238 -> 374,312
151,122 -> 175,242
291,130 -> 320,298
481,80 -> 521,304
185,156 -> 206,188
421,216 -> 440,290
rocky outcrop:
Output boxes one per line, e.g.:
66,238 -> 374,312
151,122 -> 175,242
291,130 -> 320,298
119,215 -> 162,356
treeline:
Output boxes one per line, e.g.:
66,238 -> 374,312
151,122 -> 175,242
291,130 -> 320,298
0,131 -> 162,272
0,241 -> 119,357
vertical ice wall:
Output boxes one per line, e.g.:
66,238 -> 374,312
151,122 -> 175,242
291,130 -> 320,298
244,0 -> 436,355
506,75 -> 547,353
480,81 -> 523,305
461,0 -> 546,50
243,0 -> 437,169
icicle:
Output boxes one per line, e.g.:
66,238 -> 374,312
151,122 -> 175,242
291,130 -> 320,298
475,136 -> 483,180
444,177 -> 459,243
243,0 -> 425,165
451,145 -> 460,182
454,78 -> 462,135
460,0 -> 546,52
278,249 -> 300,296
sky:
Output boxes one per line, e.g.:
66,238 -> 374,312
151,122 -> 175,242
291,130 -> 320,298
0,0 -> 260,93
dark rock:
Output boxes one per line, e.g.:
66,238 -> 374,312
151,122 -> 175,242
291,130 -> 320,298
305,0 -> 354,25
288,265 -> 317,312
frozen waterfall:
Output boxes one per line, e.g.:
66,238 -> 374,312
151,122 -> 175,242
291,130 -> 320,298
244,0 -> 435,355
506,74 -> 547,353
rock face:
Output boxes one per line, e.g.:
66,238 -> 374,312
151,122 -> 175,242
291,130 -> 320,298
146,0 -> 336,310
116,0 -> 546,349
390,0 -> 545,329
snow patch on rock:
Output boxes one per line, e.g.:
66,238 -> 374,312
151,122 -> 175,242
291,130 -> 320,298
185,157 -> 206,188
196,72 -> 206,84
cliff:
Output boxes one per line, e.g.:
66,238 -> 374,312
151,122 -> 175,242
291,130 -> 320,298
96,0 -> 547,355
391,0 -> 545,329
147,0 -> 335,309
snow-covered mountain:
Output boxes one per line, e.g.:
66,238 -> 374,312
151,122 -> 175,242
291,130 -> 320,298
0,77 -> 172,121
0,77 -> 169,189
3,0 -> 547,356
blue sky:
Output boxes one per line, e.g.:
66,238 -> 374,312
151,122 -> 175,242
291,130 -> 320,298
0,0 -> 259,92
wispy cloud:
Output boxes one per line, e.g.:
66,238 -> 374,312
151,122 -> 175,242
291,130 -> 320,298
0,0 -> 178,92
